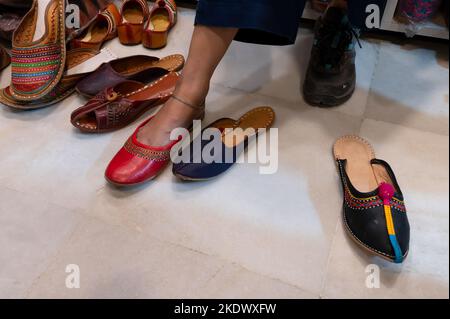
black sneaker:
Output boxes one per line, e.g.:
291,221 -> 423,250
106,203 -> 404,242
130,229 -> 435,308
303,7 -> 361,107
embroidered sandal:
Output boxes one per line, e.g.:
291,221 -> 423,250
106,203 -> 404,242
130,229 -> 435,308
0,48 -> 100,110
10,0 -> 67,102
333,135 -> 410,263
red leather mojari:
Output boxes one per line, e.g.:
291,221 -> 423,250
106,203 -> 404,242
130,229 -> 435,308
105,117 -> 182,186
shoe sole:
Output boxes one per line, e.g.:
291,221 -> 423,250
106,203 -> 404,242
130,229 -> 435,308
105,173 -> 158,188
174,172 -> 215,182
104,160 -> 171,187
0,88 -> 76,110
304,87 -> 355,108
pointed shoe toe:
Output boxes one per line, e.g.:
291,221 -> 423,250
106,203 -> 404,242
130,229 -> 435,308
105,117 -> 180,187
334,136 -> 410,264
105,146 -> 168,186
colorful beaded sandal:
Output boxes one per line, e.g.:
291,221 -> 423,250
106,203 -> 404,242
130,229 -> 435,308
0,48 -> 100,110
333,136 -> 410,263
10,0 -> 67,102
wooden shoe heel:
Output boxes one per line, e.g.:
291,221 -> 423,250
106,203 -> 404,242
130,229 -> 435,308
143,30 -> 168,49
118,0 -> 149,45
118,23 -> 144,45
144,0 -> 177,49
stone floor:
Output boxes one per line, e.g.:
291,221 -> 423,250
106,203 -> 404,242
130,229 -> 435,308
0,8 -> 448,299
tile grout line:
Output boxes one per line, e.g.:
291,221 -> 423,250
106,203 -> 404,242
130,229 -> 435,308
318,214 -> 342,299
361,40 -> 383,122
125,203 -> 321,297
21,207 -> 320,298
23,210 -> 89,298
210,81 -> 366,123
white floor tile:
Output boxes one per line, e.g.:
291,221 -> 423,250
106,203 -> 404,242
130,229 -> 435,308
26,217 -> 225,299
321,120 -> 449,299
212,29 -> 379,118
0,188 -> 81,298
194,264 -> 318,299
366,41 -> 449,135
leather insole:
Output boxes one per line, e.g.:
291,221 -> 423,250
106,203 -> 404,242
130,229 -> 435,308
80,18 -> 109,43
223,107 -> 275,148
149,9 -> 170,31
211,119 -> 236,131
113,55 -> 184,76
123,2 -> 145,24
67,48 -> 117,76
333,136 -> 394,193
33,0 -> 52,42
127,72 -> 178,101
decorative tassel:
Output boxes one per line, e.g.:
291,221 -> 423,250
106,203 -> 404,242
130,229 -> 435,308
379,182 -> 403,263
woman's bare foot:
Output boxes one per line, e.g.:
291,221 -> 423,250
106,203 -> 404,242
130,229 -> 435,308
136,79 -> 207,147
137,26 -> 238,146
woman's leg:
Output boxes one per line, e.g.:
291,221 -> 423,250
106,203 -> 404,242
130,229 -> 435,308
137,25 -> 238,146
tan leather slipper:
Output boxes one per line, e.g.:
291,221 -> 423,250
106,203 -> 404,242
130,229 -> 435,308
173,106 -> 276,181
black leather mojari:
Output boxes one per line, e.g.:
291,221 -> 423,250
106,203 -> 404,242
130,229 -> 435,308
334,136 -> 410,263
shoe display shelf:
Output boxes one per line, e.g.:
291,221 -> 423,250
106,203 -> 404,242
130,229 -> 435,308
302,0 -> 449,40
179,0 -> 449,40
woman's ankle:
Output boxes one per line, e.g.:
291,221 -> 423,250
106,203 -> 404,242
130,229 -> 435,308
175,77 -> 210,107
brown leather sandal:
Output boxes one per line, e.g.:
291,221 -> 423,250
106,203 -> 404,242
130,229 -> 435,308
71,72 -> 180,133
0,48 -> 99,110
76,54 -> 184,98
